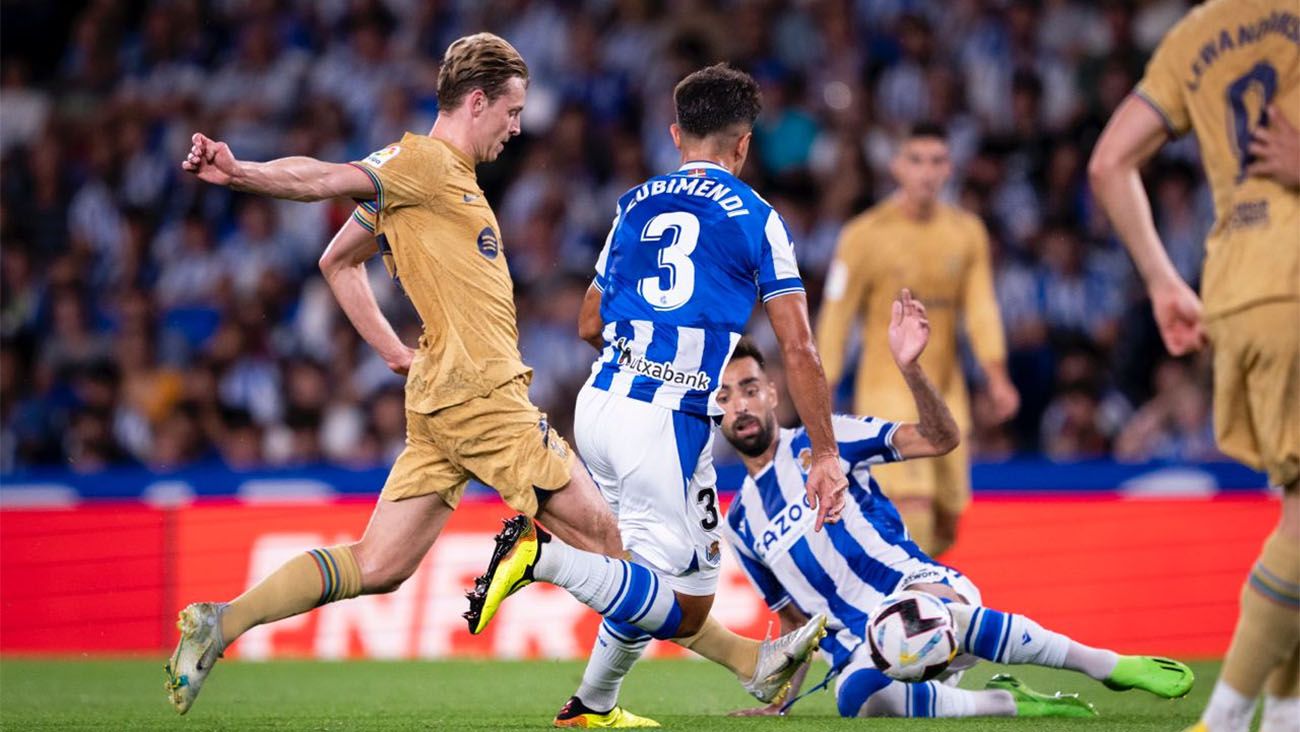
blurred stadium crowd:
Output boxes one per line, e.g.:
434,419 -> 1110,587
0,0 -> 1224,475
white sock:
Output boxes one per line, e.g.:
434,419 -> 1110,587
1261,694 -> 1299,732
1202,680 -> 1258,732
949,604 -> 1118,680
574,621 -> 651,712
861,679 -> 1015,718
534,538 -> 683,638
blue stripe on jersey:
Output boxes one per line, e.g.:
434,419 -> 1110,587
679,327 -> 735,415
788,537 -> 871,639
736,547 -> 787,607
759,276 -> 805,301
591,320 -> 634,391
671,410 -> 710,499
627,323 -> 677,403
824,521 -> 904,594
755,467 -> 786,520
851,475 -> 932,565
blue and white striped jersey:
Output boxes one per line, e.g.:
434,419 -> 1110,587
587,161 -> 804,417
722,415 -> 946,669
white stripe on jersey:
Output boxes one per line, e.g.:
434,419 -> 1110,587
764,209 -> 800,280
604,320 -> 654,397
649,326 -> 705,411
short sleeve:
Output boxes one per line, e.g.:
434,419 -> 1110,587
592,205 -> 622,292
724,502 -> 792,611
833,414 -> 901,466
350,201 -> 377,234
1134,28 -> 1191,136
756,209 -> 804,302
350,142 -> 435,212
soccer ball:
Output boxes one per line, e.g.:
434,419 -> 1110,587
866,590 -> 958,682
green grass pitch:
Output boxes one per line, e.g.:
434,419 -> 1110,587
1,657 -> 1223,730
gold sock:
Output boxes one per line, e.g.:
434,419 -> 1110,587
219,545 -> 362,646
1220,529 -> 1300,697
675,616 -> 761,680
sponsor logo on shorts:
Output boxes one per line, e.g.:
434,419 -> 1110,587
611,337 -> 711,390
538,418 -> 567,459
477,227 -> 500,259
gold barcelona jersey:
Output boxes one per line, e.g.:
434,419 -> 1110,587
816,197 -> 1007,429
351,133 -> 529,413
1135,0 -> 1300,318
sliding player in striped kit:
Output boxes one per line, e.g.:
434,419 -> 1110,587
723,290 -> 1196,720
466,64 -> 847,727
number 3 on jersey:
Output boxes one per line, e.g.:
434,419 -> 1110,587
638,212 -> 700,310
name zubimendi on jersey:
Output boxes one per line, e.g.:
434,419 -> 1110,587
622,172 -> 753,219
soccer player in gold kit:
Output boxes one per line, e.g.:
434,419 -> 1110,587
165,34 -> 830,719
1089,2 -> 1299,730
816,123 -> 1019,558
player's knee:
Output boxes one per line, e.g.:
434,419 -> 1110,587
836,668 -> 892,717
351,543 -> 417,594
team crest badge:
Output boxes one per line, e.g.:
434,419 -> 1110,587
364,145 -> 401,167
706,541 -> 721,564
797,447 -> 813,474
477,227 -> 500,259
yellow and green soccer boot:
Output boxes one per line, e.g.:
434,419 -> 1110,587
553,696 -> 660,728
986,674 -> 1098,718
464,515 -> 544,634
1103,655 -> 1195,698
164,602 -> 226,714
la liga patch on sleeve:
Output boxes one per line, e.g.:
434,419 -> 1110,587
364,145 -> 401,167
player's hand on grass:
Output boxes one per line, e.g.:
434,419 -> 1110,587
728,703 -> 785,717
385,345 -> 416,376
182,133 -> 240,186
888,288 -> 929,369
1149,278 -> 1207,356
1248,105 -> 1300,189
807,454 -> 847,531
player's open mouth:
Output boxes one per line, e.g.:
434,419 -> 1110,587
734,417 -> 761,438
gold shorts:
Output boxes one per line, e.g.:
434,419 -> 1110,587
1206,300 -> 1300,489
870,439 -> 971,516
380,375 -> 575,516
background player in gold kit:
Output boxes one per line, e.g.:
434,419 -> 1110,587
1089,2 -> 1299,730
816,123 -> 1019,558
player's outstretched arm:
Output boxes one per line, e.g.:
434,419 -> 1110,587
887,289 -> 960,459
577,284 -> 604,351
729,604 -> 814,717
181,133 -> 377,202
766,293 -> 847,531
319,216 -> 414,375
1088,96 -> 1206,356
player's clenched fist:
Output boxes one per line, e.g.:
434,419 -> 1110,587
181,133 -> 239,186
806,453 -> 848,531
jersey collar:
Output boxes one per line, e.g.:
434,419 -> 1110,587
677,160 -> 729,174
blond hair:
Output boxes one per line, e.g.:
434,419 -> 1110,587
437,33 -> 529,111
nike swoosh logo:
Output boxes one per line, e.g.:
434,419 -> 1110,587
463,194 -> 480,203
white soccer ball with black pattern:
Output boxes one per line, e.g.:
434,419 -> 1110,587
866,590 -> 959,682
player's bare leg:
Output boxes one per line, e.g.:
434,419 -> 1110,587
166,492 -> 452,714
534,458 -> 624,556
1191,483 -> 1300,732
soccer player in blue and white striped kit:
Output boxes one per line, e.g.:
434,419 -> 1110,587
468,64 -> 848,727
723,289 -> 1197,720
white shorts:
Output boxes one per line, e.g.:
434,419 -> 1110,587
575,384 -> 721,596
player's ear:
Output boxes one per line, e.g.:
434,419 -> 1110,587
735,131 -> 752,162
469,88 -> 487,117
669,123 -> 682,151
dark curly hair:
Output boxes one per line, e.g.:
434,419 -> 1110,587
673,64 -> 762,138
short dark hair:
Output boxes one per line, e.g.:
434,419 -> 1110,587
673,64 -> 762,138
730,337 -> 766,370
906,121 -> 948,142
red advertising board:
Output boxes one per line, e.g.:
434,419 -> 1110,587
0,495 -> 1277,660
